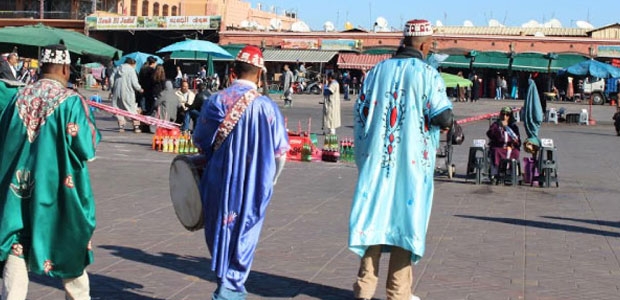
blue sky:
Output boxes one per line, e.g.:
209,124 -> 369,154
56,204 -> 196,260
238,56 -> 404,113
248,0 -> 618,31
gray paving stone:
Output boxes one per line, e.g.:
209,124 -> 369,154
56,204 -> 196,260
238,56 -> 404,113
4,91 -> 620,299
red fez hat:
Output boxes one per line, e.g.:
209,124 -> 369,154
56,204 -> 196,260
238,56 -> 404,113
235,45 -> 265,69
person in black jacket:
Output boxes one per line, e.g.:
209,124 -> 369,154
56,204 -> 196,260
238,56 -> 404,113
183,83 -> 211,132
0,53 -> 19,81
138,56 -> 158,114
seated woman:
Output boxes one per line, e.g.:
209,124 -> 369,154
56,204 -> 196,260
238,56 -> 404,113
487,106 -> 521,181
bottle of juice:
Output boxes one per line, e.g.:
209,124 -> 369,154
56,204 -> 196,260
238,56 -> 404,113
178,135 -> 186,154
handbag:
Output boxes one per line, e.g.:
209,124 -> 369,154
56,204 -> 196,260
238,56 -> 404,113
449,121 -> 465,145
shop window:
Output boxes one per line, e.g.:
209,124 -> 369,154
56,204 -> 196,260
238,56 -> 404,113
130,0 -> 138,16
153,2 -> 159,16
142,1 -> 149,16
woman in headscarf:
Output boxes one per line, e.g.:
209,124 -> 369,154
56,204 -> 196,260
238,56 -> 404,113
487,106 -> 521,180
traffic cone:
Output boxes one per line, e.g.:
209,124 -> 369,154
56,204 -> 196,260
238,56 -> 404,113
611,99 -> 617,106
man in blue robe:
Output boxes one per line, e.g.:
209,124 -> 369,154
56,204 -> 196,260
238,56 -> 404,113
349,19 -> 454,300
193,45 -> 289,300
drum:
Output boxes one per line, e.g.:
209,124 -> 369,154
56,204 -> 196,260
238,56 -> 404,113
169,154 -> 207,231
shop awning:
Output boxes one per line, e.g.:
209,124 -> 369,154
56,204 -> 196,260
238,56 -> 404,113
511,52 -> 589,72
262,49 -> 338,63
337,53 -> 392,70
472,51 -> 510,69
211,44 -> 246,61
440,54 -> 471,69
363,48 -> 397,55
550,53 -> 589,71
511,52 -> 549,72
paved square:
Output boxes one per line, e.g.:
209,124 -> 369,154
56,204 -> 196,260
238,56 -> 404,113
10,90 -> 620,299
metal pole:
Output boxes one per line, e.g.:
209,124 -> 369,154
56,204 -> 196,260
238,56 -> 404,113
39,0 -> 44,19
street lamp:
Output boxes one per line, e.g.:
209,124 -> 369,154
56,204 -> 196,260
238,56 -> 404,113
467,50 -> 478,71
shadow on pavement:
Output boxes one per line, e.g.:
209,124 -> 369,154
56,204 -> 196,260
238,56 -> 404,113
30,272 -> 164,299
455,215 -> 620,237
541,216 -> 620,229
99,245 -> 353,299
556,130 -> 618,137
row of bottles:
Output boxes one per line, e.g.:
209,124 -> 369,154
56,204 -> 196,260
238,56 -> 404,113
152,132 -> 199,154
301,143 -> 313,162
323,134 -> 339,150
339,137 -> 355,163
322,134 -> 340,163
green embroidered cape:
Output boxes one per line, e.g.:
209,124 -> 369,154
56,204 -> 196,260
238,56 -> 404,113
0,79 -> 101,278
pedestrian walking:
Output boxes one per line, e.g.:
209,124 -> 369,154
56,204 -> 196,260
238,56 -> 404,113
322,72 -> 341,135
110,57 -> 143,132
192,45 -> 289,300
343,71 -> 351,101
349,19 -> 453,300
138,56 -> 158,114
282,64 -> 294,107
0,44 -> 101,300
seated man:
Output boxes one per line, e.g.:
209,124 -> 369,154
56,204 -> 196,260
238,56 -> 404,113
184,83 -> 210,132
486,106 -> 521,182
175,80 -> 196,131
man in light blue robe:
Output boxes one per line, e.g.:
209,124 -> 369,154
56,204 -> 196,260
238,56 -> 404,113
349,19 -> 453,300
193,46 -> 289,300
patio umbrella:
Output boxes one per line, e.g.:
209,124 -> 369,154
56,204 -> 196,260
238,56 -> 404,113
156,39 -> 233,60
563,59 -> 620,79
0,23 -> 121,58
441,72 -> 473,88
207,55 -> 215,76
562,59 -> 620,124
523,78 -> 543,152
115,52 -> 163,72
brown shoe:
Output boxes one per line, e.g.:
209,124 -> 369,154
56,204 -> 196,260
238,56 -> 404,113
118,128 -> 125,133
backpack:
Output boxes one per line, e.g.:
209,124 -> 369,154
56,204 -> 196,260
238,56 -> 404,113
449,121 -> 465,145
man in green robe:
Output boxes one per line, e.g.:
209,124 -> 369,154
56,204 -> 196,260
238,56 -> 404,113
0,44 -> 101,299
0,79 -> 24,116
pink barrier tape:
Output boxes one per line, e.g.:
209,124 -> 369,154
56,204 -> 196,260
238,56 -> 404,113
88,100 -> 179,130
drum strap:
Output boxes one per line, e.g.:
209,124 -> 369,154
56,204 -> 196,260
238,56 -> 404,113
213,89 -> 260,151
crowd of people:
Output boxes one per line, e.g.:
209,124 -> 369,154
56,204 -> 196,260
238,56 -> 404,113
2,12 -> 594,297
0,52 -> 38,84
106,55 -> 215,133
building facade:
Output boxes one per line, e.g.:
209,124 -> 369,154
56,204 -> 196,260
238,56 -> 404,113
116,0 -> 298,31
1,1 -> 619,62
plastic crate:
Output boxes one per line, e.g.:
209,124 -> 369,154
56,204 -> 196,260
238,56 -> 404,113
565,113 -> 580,124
